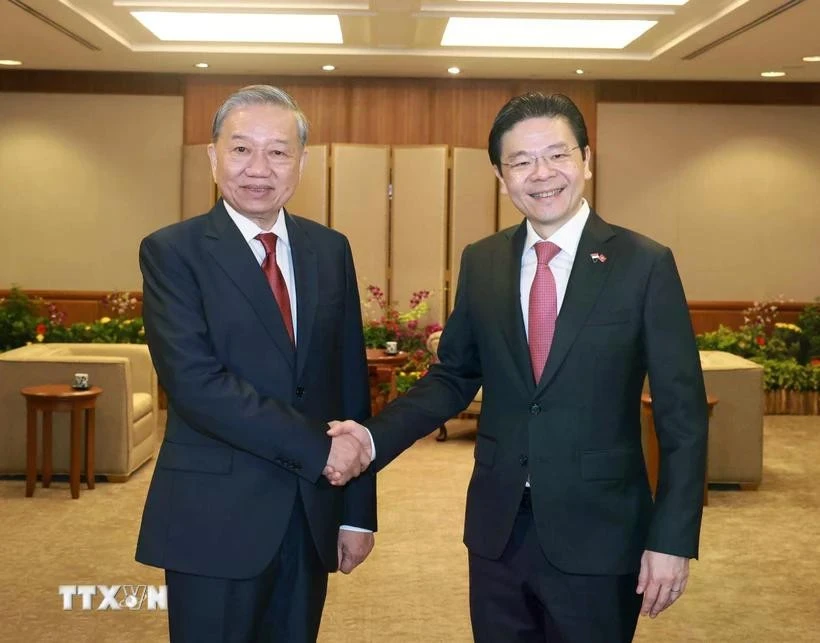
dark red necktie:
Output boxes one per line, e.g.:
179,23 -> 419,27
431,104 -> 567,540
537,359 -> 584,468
528,241 -> 561,383
256,232 -> 295,344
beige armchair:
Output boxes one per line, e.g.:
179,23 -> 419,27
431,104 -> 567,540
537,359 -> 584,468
0,343 -> 160,480
426,330 -> 482,441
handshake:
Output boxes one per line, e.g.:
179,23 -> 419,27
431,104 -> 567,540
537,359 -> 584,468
324,420 -> 372,486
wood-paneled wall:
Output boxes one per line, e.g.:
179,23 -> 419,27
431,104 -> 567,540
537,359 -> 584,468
2,289 -> 806,339
182,76 -> 597,148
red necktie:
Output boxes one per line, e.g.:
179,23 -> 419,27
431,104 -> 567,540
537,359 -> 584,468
528,241 -> 561,383
256,232 -> 295,345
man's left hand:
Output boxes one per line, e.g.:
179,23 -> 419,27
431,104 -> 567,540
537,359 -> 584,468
636,550 -> 689,618
337,530 -> 375,574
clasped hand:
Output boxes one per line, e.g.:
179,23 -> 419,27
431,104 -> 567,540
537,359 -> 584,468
324,420 -> 372,485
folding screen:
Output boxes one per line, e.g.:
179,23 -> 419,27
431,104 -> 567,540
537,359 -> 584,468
391,146 -> 448,327
288,145 -> 329,225
329,145 -> 391,305
449,148 -> 497,313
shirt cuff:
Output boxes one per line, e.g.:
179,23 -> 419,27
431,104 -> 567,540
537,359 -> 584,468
364,426 -> 376,462
339,525 -> 373,533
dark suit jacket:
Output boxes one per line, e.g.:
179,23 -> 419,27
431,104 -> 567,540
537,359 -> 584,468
135,200 -> 375,580
366,210 -> 707,575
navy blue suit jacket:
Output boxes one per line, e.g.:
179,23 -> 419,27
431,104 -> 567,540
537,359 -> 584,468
366,211 -> 707,575
135,201 -> 375,579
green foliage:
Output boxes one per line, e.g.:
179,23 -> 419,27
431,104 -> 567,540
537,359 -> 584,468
797,299 -> 820,360
696,298 -> 820,392
750,358 -> 820,392
0,287 -> 145,351
0,287 -> 41,351
695,325 -> 765,359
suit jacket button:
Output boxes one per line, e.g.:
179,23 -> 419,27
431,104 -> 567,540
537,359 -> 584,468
529,403 -> 541,415
519,455 -> 528,466
295,386 -> 304,398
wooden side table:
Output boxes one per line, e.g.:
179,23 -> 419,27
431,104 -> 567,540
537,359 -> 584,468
366,349 -> 409,415
641,393 -> 718,506
21,384 -> 103,499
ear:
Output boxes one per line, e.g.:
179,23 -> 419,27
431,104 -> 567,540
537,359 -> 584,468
583,146 -> 592,181
493,165 -> 509,196
207,143 -> 218,181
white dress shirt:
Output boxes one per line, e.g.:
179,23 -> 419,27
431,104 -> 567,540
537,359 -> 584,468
225,203 -> 371,533
224,202 -> 298,345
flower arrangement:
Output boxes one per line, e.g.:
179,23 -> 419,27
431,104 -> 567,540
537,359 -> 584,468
0,287 -> 145,350
696,298 -> 820,401
361,285 -> 442,354
361,284 -> 442,395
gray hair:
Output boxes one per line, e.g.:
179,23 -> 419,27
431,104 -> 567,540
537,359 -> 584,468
211,84 -> 309,146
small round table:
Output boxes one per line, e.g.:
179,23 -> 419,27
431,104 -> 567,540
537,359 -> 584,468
21,384 -> 103,499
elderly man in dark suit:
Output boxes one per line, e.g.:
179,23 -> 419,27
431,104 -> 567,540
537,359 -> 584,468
329,92 -> 707,642
135,85 -> 375,643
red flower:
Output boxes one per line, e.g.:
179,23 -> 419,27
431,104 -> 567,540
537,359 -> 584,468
756,336 -> 766,346
36,323 -> 47,335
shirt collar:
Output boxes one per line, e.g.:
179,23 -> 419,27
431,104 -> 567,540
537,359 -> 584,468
523,199 -> 590,261
223,201 -> 290,248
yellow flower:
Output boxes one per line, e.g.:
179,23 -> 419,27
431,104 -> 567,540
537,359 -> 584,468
138,329 -> 145,336
123,319 -> 132,325
100,317 -> 111,324
775,322 -> 801,333
35,334 -> 44,342
85,325 -> 91,331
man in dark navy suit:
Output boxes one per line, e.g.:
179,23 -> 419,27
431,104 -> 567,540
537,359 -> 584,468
135,85 -> 375,643
329,93 -> 708,642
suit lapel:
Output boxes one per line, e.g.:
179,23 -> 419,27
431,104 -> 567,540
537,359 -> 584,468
496,222 -> 536,393
286,212 -> 318,383
536,210 -> 616,394
204,201 -> 296,370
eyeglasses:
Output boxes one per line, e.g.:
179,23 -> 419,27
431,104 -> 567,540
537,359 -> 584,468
500,146 -> 580,175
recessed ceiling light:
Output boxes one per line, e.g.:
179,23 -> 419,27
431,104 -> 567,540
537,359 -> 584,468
322,64 -> 336,71
761,71 -> 786,78
441,18 -> 656,49
0,59 -> 23,66
194,62 -> 209,69
575,69 -> 585,75
803,56 -> 820,62
131,12 -> 343,44
447,66 -> 461,75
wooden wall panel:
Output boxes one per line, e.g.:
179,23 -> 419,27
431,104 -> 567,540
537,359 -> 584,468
330,145 -> 390,303
391,146 -> 448,327
429,81 -> 512,148
688,301 -> 804,336
1,291 -> 807,339
288,145 -> 329,225
0,70 -> 181,95
449,148 -> 497,312
349,80 -> 433,145
0,290 -> 143,326
597,81 -> 820,105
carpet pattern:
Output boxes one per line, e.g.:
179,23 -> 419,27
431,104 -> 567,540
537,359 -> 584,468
0,416 -> 817,642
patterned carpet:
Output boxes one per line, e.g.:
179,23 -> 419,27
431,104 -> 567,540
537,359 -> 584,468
0,415 -> 817,642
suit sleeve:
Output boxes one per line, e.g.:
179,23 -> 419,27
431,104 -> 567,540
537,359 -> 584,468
365,245 -> 483,471
642,247 -> 708,558
338,238 -> 378,531
139,232 -> 331,483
